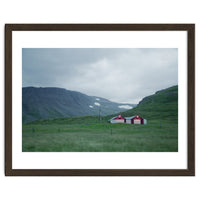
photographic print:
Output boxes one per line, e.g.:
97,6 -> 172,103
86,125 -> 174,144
5,24 -> 194,176
22,48 -> 178,152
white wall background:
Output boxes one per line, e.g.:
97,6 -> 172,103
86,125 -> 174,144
0,0 -> 199,200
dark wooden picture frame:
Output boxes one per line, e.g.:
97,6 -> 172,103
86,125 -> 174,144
5,24 -> 195,176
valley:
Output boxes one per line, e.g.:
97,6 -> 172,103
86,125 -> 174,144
22,85 -> 178,152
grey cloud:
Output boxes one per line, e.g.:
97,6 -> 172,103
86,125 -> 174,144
23,48 -> 178,104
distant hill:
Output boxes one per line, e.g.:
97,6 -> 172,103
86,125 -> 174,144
117,85 -> 178,121
22,87 -> 136,123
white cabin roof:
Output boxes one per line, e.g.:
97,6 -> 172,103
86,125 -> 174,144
124,116 -> 135,119
109,116 -> 117,121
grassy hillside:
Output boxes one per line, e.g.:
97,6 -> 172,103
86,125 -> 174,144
27,115 -> 100,125
104,85 -> 178,122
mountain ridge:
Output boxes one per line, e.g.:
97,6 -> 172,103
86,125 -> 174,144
25,85 -> 178,125
22,87 -> 136,123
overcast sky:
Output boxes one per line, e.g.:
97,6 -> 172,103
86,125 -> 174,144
22,48 -> 178,104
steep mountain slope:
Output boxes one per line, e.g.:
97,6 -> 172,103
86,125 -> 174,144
22,87 -> 135,123
118,85 -> 178,121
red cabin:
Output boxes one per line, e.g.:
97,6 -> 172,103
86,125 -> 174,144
132,115 -> 144,124
110,115 -> 125,123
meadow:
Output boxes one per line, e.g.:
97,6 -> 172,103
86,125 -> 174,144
22,86 -> 178,152
22,119 -> 178,152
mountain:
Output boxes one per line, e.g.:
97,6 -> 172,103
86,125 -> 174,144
22,87 -> 136,123
117,85 -> 178,121
26,85 -> 178,125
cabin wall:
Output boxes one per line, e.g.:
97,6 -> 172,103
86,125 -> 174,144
111,119 -> 125,123
126,119 -> 132,124
134,119 -> 141,124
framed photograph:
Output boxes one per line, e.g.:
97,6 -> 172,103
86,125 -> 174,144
5,24 -> 195,176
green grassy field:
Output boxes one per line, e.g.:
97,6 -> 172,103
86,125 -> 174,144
22,85 -> 178,152
22,119 -> 178,152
